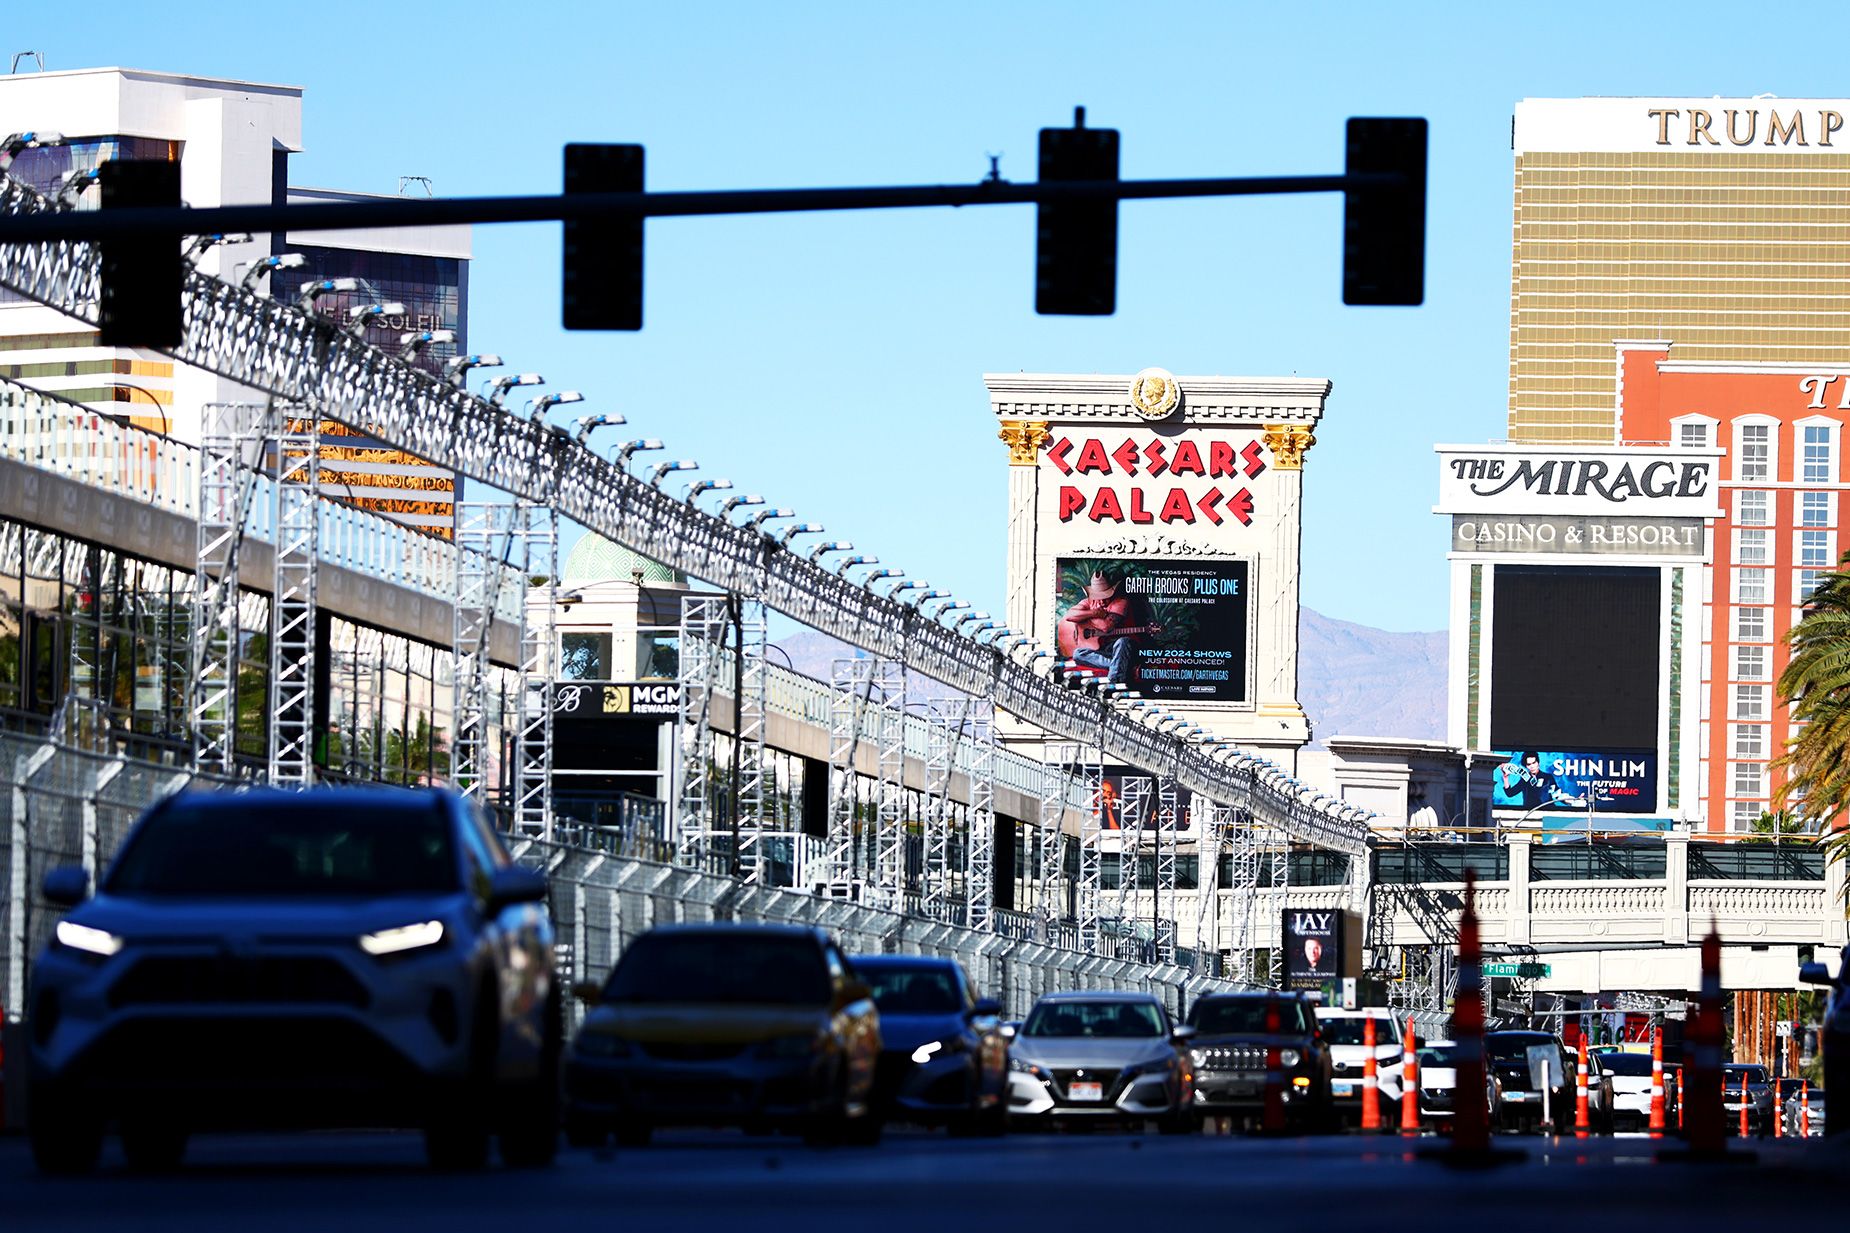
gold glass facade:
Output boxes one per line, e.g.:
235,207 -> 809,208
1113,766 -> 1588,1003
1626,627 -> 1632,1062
1509,152 -> 1850,442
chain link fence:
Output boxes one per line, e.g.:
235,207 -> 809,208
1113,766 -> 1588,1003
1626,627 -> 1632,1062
2,726 -> 1239,1033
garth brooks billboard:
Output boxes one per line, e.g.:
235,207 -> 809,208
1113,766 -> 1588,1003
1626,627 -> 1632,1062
1054,556 -> 1249,703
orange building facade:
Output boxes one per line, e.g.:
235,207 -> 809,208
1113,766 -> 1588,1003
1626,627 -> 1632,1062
1618,344 -> 1845,831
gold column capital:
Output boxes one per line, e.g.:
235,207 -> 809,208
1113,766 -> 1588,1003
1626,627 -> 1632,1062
1263,423 -> 1316,470
998,419 -> 1052,466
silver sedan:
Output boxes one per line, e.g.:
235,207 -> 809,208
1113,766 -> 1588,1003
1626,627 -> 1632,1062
1005,991 -> 1197,1133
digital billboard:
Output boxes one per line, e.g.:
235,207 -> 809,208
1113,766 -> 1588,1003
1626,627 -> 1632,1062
1054,557 -> 1248,702
1098,770 -> 1195,835
1489,565 -> 1659,750
1490,750 -> 1657,814
1282,908 -> 1358,992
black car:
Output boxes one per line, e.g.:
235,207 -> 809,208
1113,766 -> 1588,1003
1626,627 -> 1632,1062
1182,992 -> 1333,1132
1723,1063 -> 1774,1136
27,788 -> 559,1173
1803,951 -> 1848,1136
851,955 -> 1008,1133
1485,1031 -> 1572,1132
563,925 -> 882,1146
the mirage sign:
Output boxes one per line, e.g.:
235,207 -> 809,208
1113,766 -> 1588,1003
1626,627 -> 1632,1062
1435,445 -> 1722,518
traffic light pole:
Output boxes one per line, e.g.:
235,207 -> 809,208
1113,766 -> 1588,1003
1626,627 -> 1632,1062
0,171 -> 1403,241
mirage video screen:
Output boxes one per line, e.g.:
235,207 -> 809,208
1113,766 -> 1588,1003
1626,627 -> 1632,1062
1489,565 -> 1659,752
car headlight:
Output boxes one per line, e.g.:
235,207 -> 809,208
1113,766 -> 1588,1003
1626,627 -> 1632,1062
573,1031 -> 632,1059
1121,1055 -> 1176,1080
358,920 -> 445,956
55,920 -> 123,957
1279,1048 -> 1302,1068
761,1032 -> 825,1059
1009,1056 -> 1049,1079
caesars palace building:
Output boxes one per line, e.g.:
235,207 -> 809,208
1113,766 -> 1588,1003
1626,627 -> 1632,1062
1446,95 -> 1850,835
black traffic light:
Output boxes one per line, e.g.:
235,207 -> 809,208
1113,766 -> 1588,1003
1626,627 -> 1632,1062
1342,117 -> 1427,306
98,159 -> 182,347
562,143 -> 644,330
1036,108 -> 1118,316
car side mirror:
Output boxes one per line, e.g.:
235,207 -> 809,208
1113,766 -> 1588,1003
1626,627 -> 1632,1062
487,866 -> 548,911
1000,1022 -> 1018,1040
42,865 -> 90,907
968,997 -> 1003,1020
1171,1024 -> 1198,1043
572,980 -> 603,1006
1801,962 -> 1832,986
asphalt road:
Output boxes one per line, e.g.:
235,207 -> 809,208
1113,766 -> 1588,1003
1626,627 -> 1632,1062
2,1128 -> 1838,1232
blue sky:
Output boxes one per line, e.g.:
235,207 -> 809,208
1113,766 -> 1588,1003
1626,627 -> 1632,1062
11,1 -> 1850,631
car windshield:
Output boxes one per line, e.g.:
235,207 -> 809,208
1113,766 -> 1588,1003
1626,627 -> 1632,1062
1318,1017 -> 1394,1046
1598,1053 -> 1654,1076
1417,1046 -> 1458,1067
861,966 -> 962,1015
1487,1035 -> 1555,1061
106,799 -> 457,897
1022,1000 -> 1165,1038
1189,999 -> 1309,1034
603,933 -> 830,1006
1724,1065 -> 1768,1084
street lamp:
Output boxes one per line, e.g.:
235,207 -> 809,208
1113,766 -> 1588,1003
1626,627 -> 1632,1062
298,277 -> 362,311
528,391 -> 584,421
926,597 -> 968,620
747,507 -> 795,531
182,232 -> 253,266
685,478 -> 734,502
487,373 -> 544,407
889,579 -> 931,599
616,438 -> 664,467
862,568 -> 904,587
646,459 -> 698,488
572,413 -> 626,444
399,328 -> 456,361
954,610 -> 992,632
718,494 -> 765,519
834,553 -> 877,576
346,301 -> 407,335
0,130 -> 63,172
776,522 -> 824,547
445,353 -> 502,387
807,540 -> 853,564
56,167 -> 100,208
239,253 -> 305,292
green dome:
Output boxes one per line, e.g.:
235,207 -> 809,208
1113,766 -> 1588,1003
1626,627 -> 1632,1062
562,534 -> 684,585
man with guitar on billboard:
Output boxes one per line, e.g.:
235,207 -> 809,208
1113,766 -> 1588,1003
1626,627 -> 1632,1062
1058,570 -> 1161,686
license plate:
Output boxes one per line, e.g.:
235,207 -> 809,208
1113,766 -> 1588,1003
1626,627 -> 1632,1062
1068,1081 -> 1104,1101
1504,1091 -> 1532,1102
1332,1081 -> 1354,1096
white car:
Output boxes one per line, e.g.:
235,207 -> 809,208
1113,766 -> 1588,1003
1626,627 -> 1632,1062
1594,1049 -> 1674,1131
1313,1007 -> 1404,1121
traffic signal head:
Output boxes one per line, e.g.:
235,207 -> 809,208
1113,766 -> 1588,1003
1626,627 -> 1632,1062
1342,117 -> 1427,307
1036,110 -> 1118,316
563,143 -> 644,331
98,159 -> 183,347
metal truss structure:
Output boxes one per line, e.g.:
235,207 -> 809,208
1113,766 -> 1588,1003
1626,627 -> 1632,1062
822,658 -> 904,900
675,595 -> 728,867
1070,744 -> 1108,953
1113,774 -> 1151,926
1154,775 -> 1179,962
269,406 -> 319,786
1191,799 -> 1230,976
731,599 -> 773,883
190,402 -> 261,776
1037,745 -> 1095,928
960,700 -> 996,931
1266,835 -> 1290,989
1222,807 -> 1261,984
515,502 -> 557,838
452,503 -> 515,800
920,699 -> 963,920
0,169 -> 1371,858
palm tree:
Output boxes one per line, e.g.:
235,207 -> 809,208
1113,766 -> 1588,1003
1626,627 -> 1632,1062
1774,563 -> 1850,865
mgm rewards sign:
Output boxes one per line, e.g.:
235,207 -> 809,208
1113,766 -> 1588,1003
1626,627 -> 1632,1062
990,370 -> 1327,767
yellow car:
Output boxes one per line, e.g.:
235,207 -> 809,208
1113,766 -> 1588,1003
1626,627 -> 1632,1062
563,924 -> 882,1146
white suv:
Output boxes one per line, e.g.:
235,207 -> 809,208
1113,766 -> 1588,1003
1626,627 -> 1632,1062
1313,1006 -> 1404,1121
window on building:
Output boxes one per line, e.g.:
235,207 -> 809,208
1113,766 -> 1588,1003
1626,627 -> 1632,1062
1736,490 -> 1770,526
1732,762 -> 1765,798
1732,723 -> 1765,759
1734,645 -> 1768,681
1734,528 -> 1769,566
1679,421 -> 1713,449
558,632 -> 613,680
1733,684 -> 1767,720
1801,491 -> 1833,528
1734,607 -> 1769,642
1734,569 -> 1770,605
1800,529 -> 1833,568
1798,570 -> 1831,604
1738,423 -> 1772,481
1731,800 -> 1765,831
1803,424 -> 1835,484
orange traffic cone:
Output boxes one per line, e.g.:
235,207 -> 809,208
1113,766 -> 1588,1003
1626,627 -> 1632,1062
1681,925 -> 1726,1156
1262,991 -> 1285,1134
1738,1073 -> 1750,1139
1448,873 -> 1490,1158
1802,1079 -> 1812,1137
1362,1014 -> 1381,1132
1648,1024 -> 1666,1138
1401,1017 -> 1421,1136
1574,1033 -> 1590,1139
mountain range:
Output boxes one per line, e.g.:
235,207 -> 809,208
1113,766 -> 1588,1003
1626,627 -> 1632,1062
773,607 -> 1447,748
